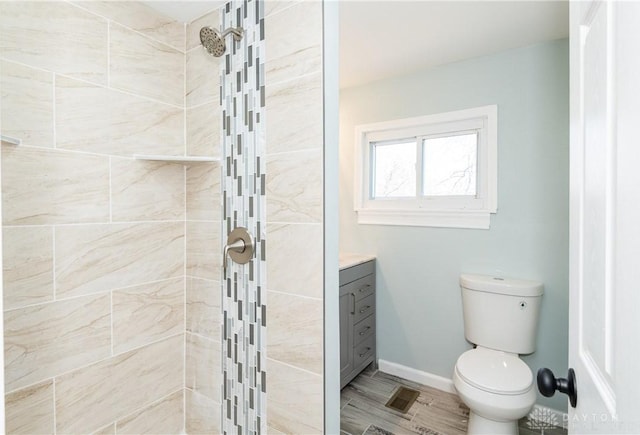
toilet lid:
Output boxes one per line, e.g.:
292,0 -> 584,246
456,348 -> 533,395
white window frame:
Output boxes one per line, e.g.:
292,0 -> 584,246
354,105 -> 498,229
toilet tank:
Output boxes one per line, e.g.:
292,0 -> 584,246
460,274 -> 543,354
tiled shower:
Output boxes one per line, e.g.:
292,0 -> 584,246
0,0 -> 324,433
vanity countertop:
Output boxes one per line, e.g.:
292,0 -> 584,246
339,253 -> 376,271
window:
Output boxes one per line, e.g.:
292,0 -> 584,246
354,106 -> 497,229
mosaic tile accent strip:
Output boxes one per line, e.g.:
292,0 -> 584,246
221,1 -> 266,434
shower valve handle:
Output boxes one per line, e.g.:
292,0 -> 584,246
223,227 -> 255,273
223,239 -> 246,269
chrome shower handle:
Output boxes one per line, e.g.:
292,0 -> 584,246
223,227 -> 255,273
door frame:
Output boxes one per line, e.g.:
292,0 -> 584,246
323,0 -> 341,433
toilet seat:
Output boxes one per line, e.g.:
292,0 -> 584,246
455,347 -> 533,395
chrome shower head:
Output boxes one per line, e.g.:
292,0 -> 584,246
200,26 -> 244,57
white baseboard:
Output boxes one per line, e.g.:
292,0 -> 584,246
377,359 -> 456,394
377,359 -> 567,425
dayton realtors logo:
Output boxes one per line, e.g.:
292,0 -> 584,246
527,407 -> 561,430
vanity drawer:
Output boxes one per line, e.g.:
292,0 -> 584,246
339,273 -> 374,302
339,260 -> 375,286
354,314 -> 375,346
354,274 -> 375,301
353,336 -> 375,367
354,294 -> 375,324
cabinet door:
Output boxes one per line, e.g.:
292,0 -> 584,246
339,287 -> 354,385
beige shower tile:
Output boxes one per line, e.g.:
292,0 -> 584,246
267,425 -> 286,435
113,278 -> 184,354
2,226 -> 54,310
111,158 -> 185,222
71,1 -> 185,50
186,102 -> 221,157
55,76 -> 184,156
186,47 -> 221,107
1,145 -> 110,225
110,23 -> 184,106
265,0 -> 322,86
266,149 -> 323,223
93,422 -> 116,435
5,380 -> 54,435
187,277 -> 221,339
0,60 -> 53,147
56,335 -> 183,434
54,76 -> 109,151
116,390 -> 184,434
266,73 -> 323,154
108,90 -> 184,155
55,222 -> 184,298
187,9 -> 222,51
265,0 -> 301,18
186,388 -> 220,434
267,359 -> 323,434
0,1 -> 107,84
267,291 -> 323,375
4,294 -> 111,392
186,221 -> 220,281
187,164 -> 221,221
267,223 -> 322,298
186,333 -> 221,402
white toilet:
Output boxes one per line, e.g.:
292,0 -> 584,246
453,274 -> 543,435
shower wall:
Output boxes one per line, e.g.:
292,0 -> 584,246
263,1 -> 324,433
184,8 -> 223,434
184,2 -> 326,432
0,2 -> 187,433
1,0 -> 326,433
217,2 -> 268,431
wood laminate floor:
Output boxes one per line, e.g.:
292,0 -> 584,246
340,366 -> 567,435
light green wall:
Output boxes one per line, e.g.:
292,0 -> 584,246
339,39 -> 570,412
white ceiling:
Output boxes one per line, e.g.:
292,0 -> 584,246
340,1 -> 569,89
144,1 -> 569,89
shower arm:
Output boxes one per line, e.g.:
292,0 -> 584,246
221,27 -> 244,41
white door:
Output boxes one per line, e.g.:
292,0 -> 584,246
568,0 -> 640,433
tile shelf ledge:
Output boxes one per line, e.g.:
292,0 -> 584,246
1,139 -> 220,164
133,154 -> 221,163
1,134 -> 22,146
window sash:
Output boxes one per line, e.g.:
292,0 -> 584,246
369,138 -> 417,199
368,129 -> 482,202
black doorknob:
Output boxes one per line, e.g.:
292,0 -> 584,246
537,367 -> 577,408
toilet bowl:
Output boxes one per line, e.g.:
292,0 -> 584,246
453,347 -> 536,434
454,274 -> 543,435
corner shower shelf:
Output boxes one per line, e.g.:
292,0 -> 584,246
1,134 -> 22,146
133,154 -> 221,163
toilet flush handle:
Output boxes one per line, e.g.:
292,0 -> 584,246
537,367 -> 577,408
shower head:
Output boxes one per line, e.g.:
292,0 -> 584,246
200,26 -> 244,57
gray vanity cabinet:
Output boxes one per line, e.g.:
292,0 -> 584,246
339,260 -> 376,389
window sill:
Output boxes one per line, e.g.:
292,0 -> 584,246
355,208 -> 492,229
